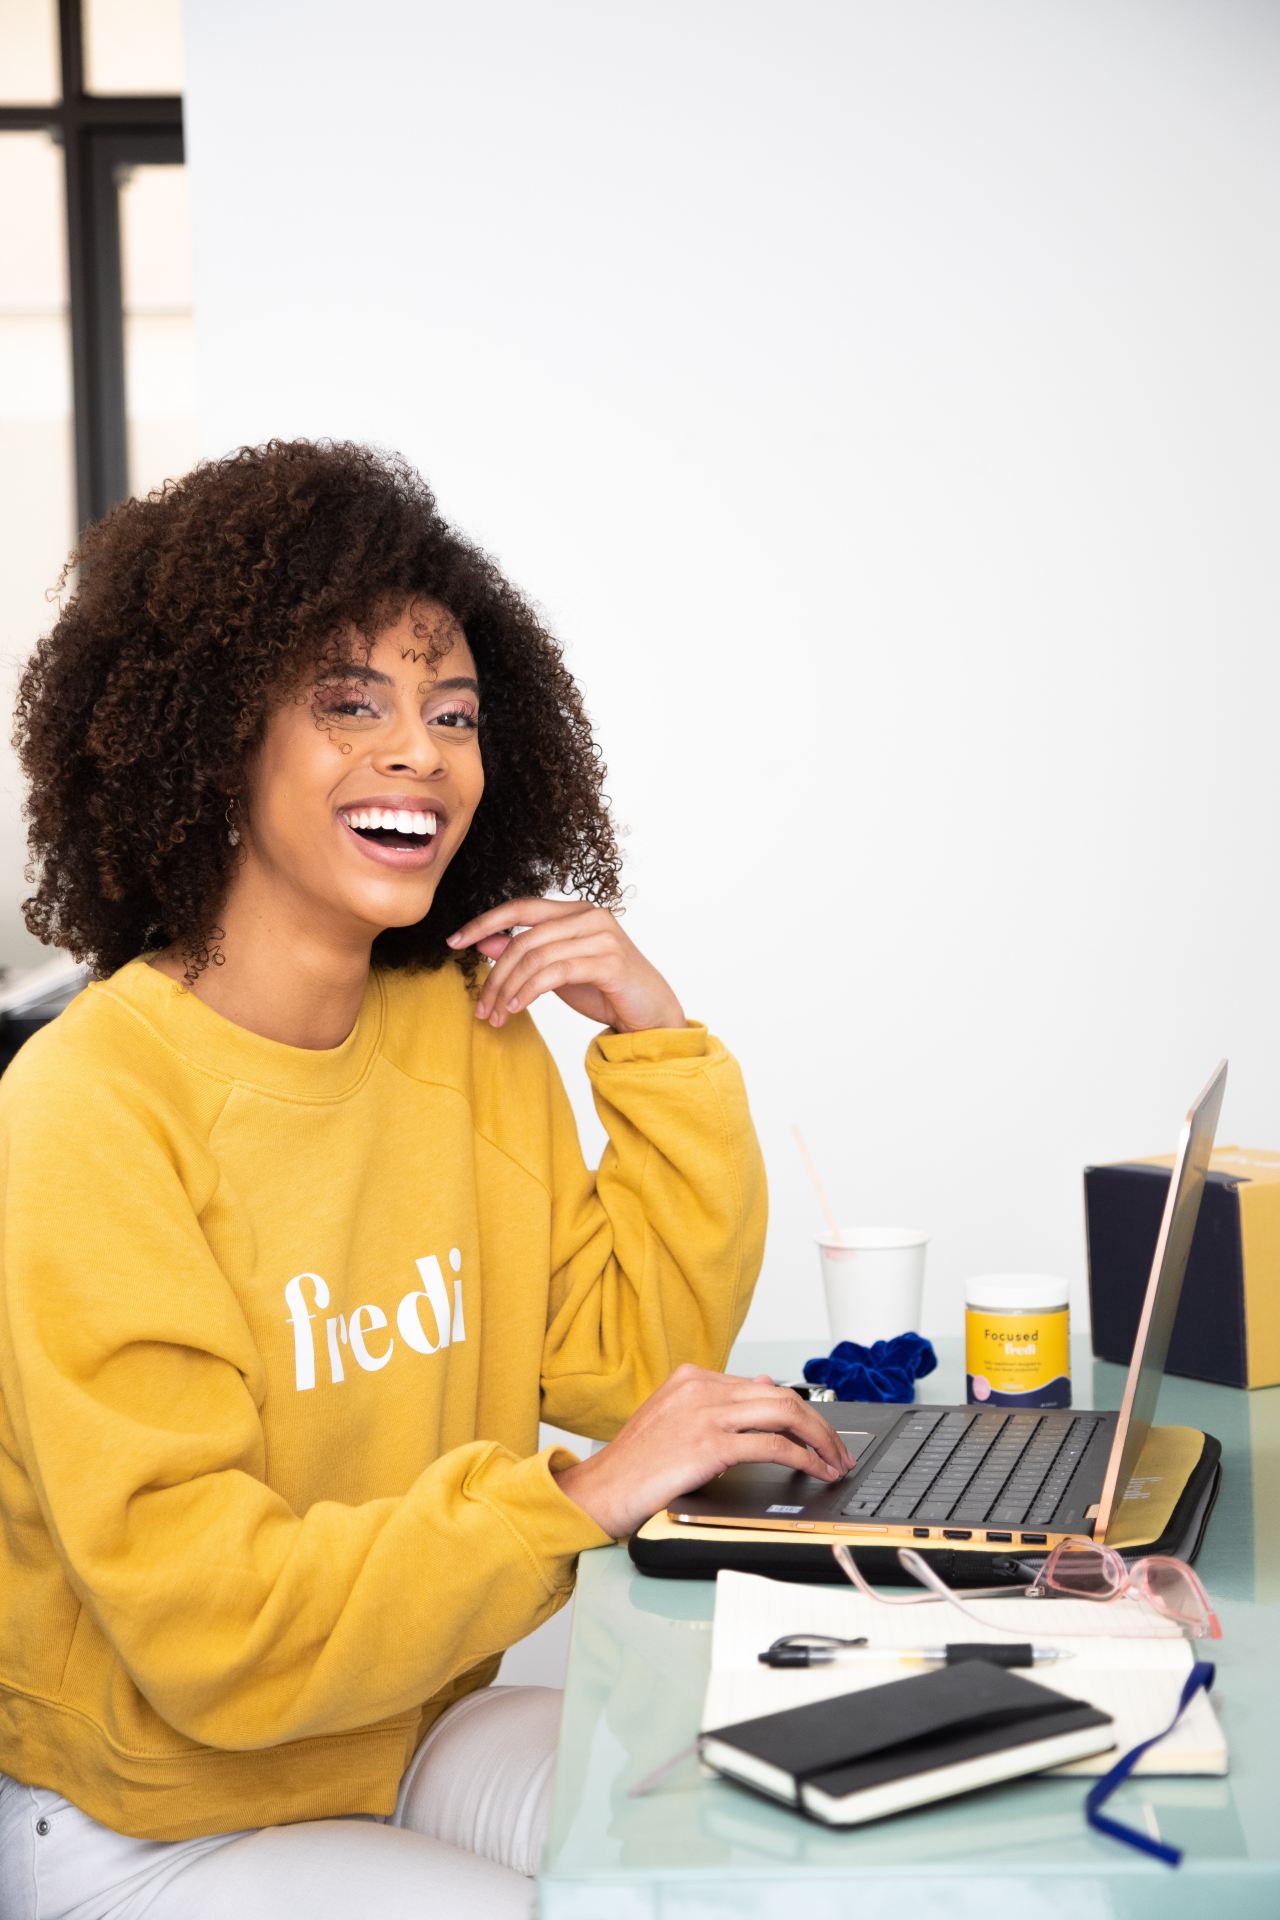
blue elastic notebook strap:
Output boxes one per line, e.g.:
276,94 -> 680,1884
1084,1660 -> 1215,1867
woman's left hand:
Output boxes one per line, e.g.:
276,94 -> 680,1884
448,899 -> 686,1033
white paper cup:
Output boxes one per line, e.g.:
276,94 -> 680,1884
817,1229 -> 929,1347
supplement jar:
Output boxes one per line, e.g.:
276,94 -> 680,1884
965,1274 -> 1070,1408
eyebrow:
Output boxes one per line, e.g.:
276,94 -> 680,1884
319,664 -> 481,698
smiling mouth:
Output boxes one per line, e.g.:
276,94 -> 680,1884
337,811 -> 442,869
338,806 -> 441,851
351,823 -> 425,849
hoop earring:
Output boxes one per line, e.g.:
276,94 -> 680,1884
225,799 -> 241,848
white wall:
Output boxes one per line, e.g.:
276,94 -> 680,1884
180,0 -> 1280,1345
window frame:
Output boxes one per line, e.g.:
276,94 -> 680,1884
0,0 -> 184,529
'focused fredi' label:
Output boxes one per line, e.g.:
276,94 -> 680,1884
965,1306 -> 1071,1408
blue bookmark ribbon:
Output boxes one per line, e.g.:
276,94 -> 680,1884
1084,1660 -> 1215,1866
802,1333 -> 937,1403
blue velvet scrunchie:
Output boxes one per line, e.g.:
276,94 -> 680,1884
803,1332 -> 937,1403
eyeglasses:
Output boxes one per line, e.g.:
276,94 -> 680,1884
1024,1536 -> 1221,1638
833,1536 -> 1221,1641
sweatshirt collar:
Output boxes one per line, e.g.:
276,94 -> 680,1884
99,956 -> 386,1101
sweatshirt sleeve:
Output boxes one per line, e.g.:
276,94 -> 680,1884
0,1053 -> 609,1752
538,1020 -> 768,1438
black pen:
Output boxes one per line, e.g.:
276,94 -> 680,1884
759,1641 -> 1072,1669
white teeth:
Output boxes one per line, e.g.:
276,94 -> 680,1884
342,806 -> 439,836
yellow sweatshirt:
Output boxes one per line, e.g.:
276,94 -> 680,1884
0,957 -> 765,1840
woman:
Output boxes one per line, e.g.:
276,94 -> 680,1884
0,440 -> 851,1918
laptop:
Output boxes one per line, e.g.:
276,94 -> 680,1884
669,1061 -> 1226,1552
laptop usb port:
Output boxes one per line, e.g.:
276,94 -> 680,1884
912,1527 -> 930,1537
1020,1533 -> 1048,1545
986,1531 -> 1013,1543
942,1529 -> 971,1540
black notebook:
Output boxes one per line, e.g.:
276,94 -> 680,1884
699,1659 -> 1116,1827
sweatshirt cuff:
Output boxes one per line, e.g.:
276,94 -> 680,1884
471,1446 -> 615,1591
541,1445 -> 618,1553
588,1018 -> 711,1069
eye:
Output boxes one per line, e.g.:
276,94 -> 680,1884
430,702 -> 480,731
313,683 -> 385,723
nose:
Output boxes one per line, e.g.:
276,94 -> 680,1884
371,706 -> 445,780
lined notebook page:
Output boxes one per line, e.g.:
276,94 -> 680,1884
703,1571 -> 1226,1776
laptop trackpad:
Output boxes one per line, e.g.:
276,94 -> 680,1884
710,1430 -> 878,1488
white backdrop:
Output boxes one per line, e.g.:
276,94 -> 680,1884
177,0 -> 1280,1345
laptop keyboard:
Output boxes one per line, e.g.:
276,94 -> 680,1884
839,1408 -> 1102,1530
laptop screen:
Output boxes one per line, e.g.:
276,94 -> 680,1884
1093,1060 -> 1227,1539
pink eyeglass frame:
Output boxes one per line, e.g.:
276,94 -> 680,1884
1026,1536 -> 1222,1639
832,1535 -> 1221,1640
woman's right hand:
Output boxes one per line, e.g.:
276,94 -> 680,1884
551,1364 -> 854,1540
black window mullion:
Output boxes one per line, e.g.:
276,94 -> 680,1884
80,132 -> 128,523
57,0 -> 111,527
58,0 -> 84,97
0,0 -> 184,531
64,121 -> 113,526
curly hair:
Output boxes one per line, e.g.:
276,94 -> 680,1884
13,439 -> 622,980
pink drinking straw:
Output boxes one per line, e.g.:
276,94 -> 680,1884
791,1124 -> 843,1243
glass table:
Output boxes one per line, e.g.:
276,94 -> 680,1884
539,1338 -> 1280,1918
